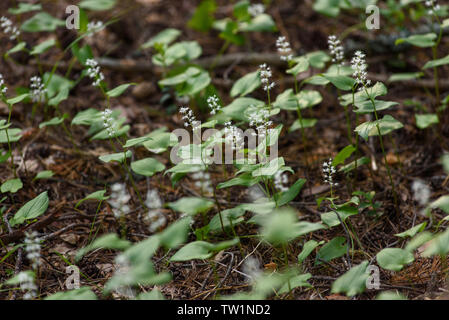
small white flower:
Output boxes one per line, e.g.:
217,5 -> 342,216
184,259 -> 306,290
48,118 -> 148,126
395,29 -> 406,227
0,16 -> 20,40
24,231 -> 42,270
17,272 -> 37,300
144,189 -> 165,232
425,0 -> 440,15
248,4 -> 265,17
207,95 -> 221,115
0,74 -> 7,95
351,51 -> 371,88
179,106 -> 200,130
328,35 -> 345,65
101,108 -> 117,137
85,59 -> 105,87
30,76 -> 47,103
87,21 -> 104,35
274,170 -> 289,192
323,158 -> 338,187
276,36 -> 293,62
248,107 -> 273,139
191,171 -> 213,195
259,64 -> 275,92
224,121 -> 244,151
109,183 -> 131,219
412,180 -> 431,206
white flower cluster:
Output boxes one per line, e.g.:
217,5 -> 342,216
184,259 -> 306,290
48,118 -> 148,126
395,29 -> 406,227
259,64 -> 275,92
30,76 -> 47,103
224,121 -> 244,151
113,254 -> 136,299
101,108 -> 116,137
276,36 -> 293,62
351,51 -> 370,88
0,74 -> 7,95
87,21 -> 104,35
145,189 -> 166,232
248,108 -> 272,137
207,95 -> 221,115
192,171 -> 213,195
85,59 -> 105,87
323,158 -> 338,187
24,231 -> 42,270
0,16 -> 20,40
179,106 -> 200,130
109,183 -> 131,219
328,35 -> 345,65
274,170 -> 289,192
248,4 -> 265,17
412,180 -> 430,206
242,256 -> 262,284
425,0 -> 440,15
17,272 -> 37,300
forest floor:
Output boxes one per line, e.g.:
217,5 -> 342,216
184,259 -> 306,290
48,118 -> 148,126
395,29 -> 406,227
1,0 -> 449,300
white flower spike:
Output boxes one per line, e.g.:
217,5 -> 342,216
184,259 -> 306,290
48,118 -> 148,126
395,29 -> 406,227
276,36 -> 293,62
85,59 -> 105,87
328,35 -> 345,65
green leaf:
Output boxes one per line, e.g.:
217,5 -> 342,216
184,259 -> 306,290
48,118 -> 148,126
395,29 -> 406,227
170,238 -> 239,261
395,222 -> 427,239
313,0 -> 341,17
298,240 -> 323,264
71,108 -> 101,126
208,207 -> 245,233
230,71 -> 261,97
188,0 -> 216,32
76,233 -> 131,262
376,248 -> 414,271
430,195 -> 449,214
239,14 -> 277,32
321,205 -> 358,228
355,115 -> 403,140
7,93 -> 29,105
289,118 -> 317,132
415,114 -> 439,129
106,83 -> 135,98
39,116 -> 66,129
79,0 -> 117,11
354,100 -> 398,113
9,3 -> 42,15
217,172 -> 261,189
160,217 -> 192,249
395,33 -> 437,48
158,67 -> 201,86
142,28 -> 181,49
131,158 -> 165,177
30,38 -> 57,55
10,191 -> 49,227
304,51 -> 331,69
331,261 -> 369,297
0,128 -> 22,143
332,145 -> 356,166
21,12 -> 65,32
167,197 -> 214,216
316,237 -> 347,265
34,170 -> 54,180
278,273 -> 312,293
1,178 -> 23,193
376,291 -> 407,300
338,157 -> 369,173
276,178 -> 306,206
422,228 -> 449,257
5,42 -> 27,56
287,57 -> 309,76
388,72 -> 424,82
322,74 -> 356,91
75,190 -> 109,208
423,54 -> 449,69
99,151 -> 132,163
45,287 -> 97,300
296,90 -> 322,109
